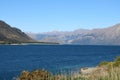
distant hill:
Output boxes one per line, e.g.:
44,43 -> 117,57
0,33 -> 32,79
27,23 -> 120,45
0,20 -> 34,44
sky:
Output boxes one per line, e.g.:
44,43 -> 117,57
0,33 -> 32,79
0,0 -> 120,33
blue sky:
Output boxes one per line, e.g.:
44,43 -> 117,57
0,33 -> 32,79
0,0 -> 120,33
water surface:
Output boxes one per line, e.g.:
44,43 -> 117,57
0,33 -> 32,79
0,45 -> 120,80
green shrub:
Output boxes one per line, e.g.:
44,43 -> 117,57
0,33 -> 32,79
115,56 -> 120,62
112,56 -> 120,67
98,61 -> 108,66
113,61 -> 120,67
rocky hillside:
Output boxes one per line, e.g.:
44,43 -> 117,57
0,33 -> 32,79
0,20 -> 34,44
71,24 -> 120,45
28,23 -> 120,45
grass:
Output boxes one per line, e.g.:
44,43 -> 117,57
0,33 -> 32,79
17,56 -> 120,80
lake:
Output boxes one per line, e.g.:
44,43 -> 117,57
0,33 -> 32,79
0,45 -> 120,80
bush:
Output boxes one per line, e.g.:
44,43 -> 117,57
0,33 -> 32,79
112,56 -> 120,67
98,61 -> 108,66
18,69 -> 52,80
115,56 -> 120,62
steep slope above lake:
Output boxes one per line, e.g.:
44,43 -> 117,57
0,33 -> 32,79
0,20 -> 34,44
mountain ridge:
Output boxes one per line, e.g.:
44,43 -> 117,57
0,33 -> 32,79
27,23 -> 120,45
0,20 -> 34,44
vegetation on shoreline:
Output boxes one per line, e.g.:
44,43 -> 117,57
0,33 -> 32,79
17,56 -> 120,80
0,41 -> 59,45
98,56 -> 120,67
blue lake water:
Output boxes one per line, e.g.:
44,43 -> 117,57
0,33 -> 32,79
0,45 -> 120,80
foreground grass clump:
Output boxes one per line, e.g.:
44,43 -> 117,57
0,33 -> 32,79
17,69 -> 65,80
17,56 -> 120,80
18,69 -> 52,80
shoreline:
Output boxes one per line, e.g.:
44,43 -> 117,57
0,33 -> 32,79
0,42 -> 59,45
17,56 -> 120,80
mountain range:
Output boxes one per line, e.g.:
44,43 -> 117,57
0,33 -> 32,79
27,23 -> 120,45
0,20 -> 34,44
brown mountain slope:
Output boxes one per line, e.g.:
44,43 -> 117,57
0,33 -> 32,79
0,20 -> 34,44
